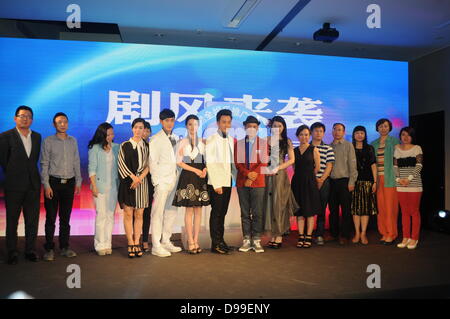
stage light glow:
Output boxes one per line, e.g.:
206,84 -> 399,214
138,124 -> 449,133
438,210 -> 447,218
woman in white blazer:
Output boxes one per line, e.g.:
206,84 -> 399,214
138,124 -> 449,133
88,123 -> 119,256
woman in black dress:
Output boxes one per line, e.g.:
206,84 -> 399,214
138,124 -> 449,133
291,125 -> 321,248
118,118 -> 150,258
172,115 -> 210,254
351,126 -> 377,245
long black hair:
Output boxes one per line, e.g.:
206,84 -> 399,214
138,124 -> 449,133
88,122 -> 113,149
352,125 -> 368,148
268,115 -> 289,154
185,114 -> 200,148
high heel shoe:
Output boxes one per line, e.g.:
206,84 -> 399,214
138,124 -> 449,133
397,238 -> 411,248
195,243 -> 202,254
303,235 -> 313,248
142,242 -> 150,253
127,245 -> 136,258
272,242 -> 282,249
360,233 -> 369,245
352,235 -> 360,244
187,242 -> 197,254
134,245 -> 143,257
297,235 -> 305,248
407,240 -> 419,250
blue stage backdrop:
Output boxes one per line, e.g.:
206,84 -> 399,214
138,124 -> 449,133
0,37 -> 408,189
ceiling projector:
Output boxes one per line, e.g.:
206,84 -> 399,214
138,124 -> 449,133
313,23 -> 339,43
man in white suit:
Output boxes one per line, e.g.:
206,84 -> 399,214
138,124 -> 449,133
205,109 -> 237,254
149,109 -> 182,257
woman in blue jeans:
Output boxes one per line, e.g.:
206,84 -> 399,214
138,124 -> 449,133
88,122 -> 120,256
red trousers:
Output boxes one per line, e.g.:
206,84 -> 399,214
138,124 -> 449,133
398,192 -> 422,240
376,176 -> 399,240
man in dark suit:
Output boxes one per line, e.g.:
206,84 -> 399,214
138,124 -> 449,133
0,105 -> 42,265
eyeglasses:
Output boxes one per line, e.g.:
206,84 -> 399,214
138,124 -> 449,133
16,114 -> 32,119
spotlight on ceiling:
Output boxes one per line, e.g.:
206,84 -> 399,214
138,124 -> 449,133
313,22 -> 339,43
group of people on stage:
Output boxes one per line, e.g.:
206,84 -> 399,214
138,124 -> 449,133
0,105 -> 423,265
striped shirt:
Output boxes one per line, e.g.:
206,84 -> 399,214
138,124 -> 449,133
394,145 -> 423,192
314,141 -> 335,178
376,144 -> 385,175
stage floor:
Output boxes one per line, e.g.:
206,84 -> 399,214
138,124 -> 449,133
1,230 -> 450,299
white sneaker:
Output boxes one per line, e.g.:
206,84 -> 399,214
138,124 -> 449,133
96,249 -> 107,256
253,240 -> 265,253
152,246 -> 171,257
397,238 -> 411,248
161,242 -> 182,253
239,239 -> 253,252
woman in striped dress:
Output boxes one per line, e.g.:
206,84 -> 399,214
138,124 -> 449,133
118,118 -> 150,258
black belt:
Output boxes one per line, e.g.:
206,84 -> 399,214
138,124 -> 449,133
49,176 -> 75,184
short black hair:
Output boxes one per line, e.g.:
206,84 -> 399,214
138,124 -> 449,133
399,126 -> 416,144
53,112 -> 68,124
376,118 -> 393,132
296,125 -> 310,137
185,114 -> 199,126
216,109 -> 232,122
159,108 -> 176,120
15,105 -> 33,118
311,122 -> 326,132
333,122 -> 346,131
132,117 -> 146,128
144,121 -> 151,132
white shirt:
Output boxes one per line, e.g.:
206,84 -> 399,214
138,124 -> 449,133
205,131 -> 237,189
128,138 -> 146,173
16,127 -> 32,158
149,130 -> 178,189
181,138 -> 206,161
105,149 -> 113,191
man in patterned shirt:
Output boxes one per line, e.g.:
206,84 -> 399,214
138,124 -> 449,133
310,122 -> 335,245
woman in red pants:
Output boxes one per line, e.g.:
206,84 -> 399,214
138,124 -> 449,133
394,127 -> 423,249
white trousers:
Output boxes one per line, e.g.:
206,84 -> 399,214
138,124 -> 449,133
94,187 -> 117,251
150,183 -> 177,247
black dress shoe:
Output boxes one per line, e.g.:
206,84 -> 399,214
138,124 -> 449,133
211,246 -> 229,254
383,240 -> 395,246
25,252 -> 40,262
7,252 -> 18,265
